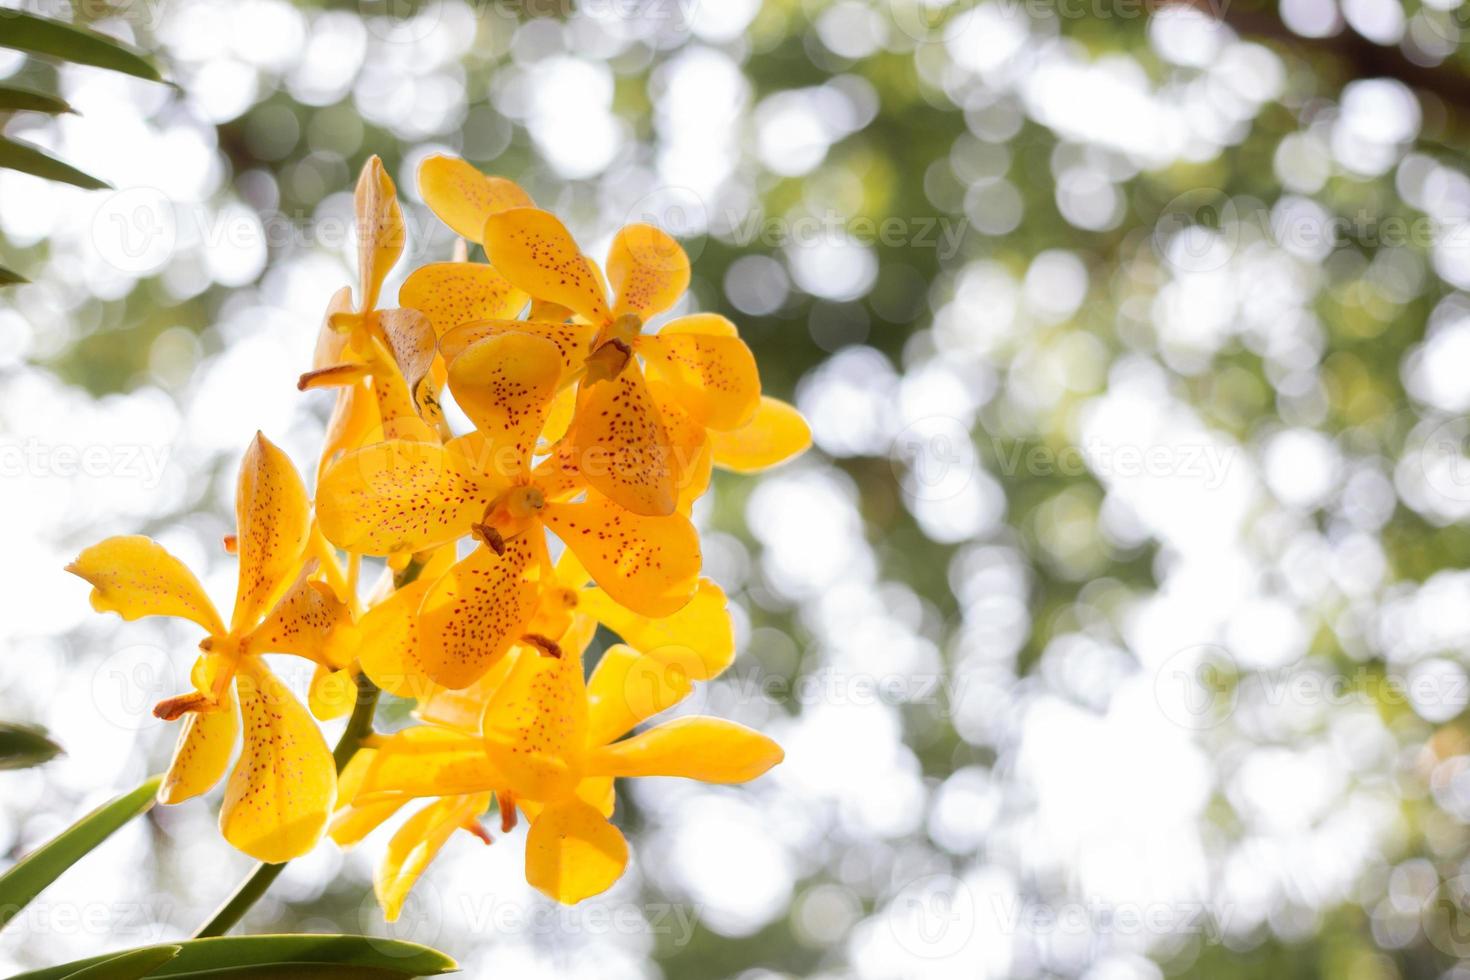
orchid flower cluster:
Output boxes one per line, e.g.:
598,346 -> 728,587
66,156 -> 809,917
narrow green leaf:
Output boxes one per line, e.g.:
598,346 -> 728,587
0,776 -> 161,930
60,945 -> 181,980
0,12 -> 163,82
8,935 -> 459,980
0,722 -> 63,769
0,85 -> 74,115
0,265 -> 27,286
0,136 -> 109,190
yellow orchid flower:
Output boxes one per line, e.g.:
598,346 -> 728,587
66,434 -> 346,863
446,209 -> 763,518
299,157 -> 439,445
486,631 -> 782,904
334,622 -> 780,913
317,329 -> 703,689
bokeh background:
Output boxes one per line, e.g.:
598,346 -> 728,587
6,0 -> 1470,976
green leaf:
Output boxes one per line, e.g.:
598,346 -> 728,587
60,946 -> 181,980
0,136 -> 108,190
0,11 -> 163,82
0,85 -> 74,115
0,721 -> 63,769
0,776 -> 161,930
8,936 -> 459,980
0,266 -> 26,286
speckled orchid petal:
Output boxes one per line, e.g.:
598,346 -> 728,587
65,535 -> 224,636
571,359 -> 677,517
446,331 -> 563,476
400,262 -> 528,338
418,155 -> 532,244
355,156 -> 404,313
543,493 -> 701,619
231,433 -> 312,633
482,207 -> 610,325
158,662 -> 238,805
482,640 -> 588,801
606,223 -> 690,321
637,315 -> 761,431
219,660 -> 337,863
418,534 -> 543,690
317,436 -> 499,556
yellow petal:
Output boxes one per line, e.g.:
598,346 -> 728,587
523,775 -> 615,822
647,377 -> 712,511
317,379 -> 382,486
483,207 -> 609,326
377,795 -> 490,922
440,318 -> 597,379
219,661 -> 337,863
240,570 -> 351,666
355,577 -> 436,700
232,433 -> 312,632
638,321 -> 761,431
540,384 -> 577,449
355,156 -> 404,312
571,359 -> 677,517
308,664 -> 357,721
317,437 -> 496,555
543,495 -> 700,618
418,535 -> 543,690
587,717 -> 783,784
418,155 -> 533,244
312,286 -> 355,371
525,798 -> 628,904
376,308 -> 436,394
606,223 -> 690,321
400,262 -> 528,338
585,644 -> 693,747
482,642 -> 587,801
577,578 -> 734,682
65,535 -> 224,636
446,331 -> 564,475
159,674 -> 238,805
329,747 -> 410,847
414,652 -> 517,732
354,727 -> 505,802
709,396 -> 812,473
